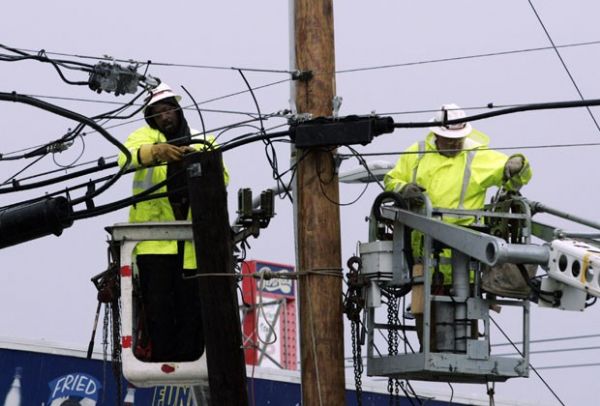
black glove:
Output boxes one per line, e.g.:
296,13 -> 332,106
400,183 -> 426,207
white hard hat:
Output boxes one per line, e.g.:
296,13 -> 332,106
144,83 -> 181,111
429,103 -> 472,138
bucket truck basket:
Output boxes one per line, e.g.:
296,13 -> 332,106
107,221 -> 208,388
359,196 -> 548,383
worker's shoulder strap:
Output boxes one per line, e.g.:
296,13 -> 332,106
411,141 -> 426,183
458,149 -> 477,209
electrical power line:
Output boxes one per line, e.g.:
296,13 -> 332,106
535,362 -> 600,371
335,39 -> 600,74
490,317 -> 566,406
526,0 -> 600,134
13,46 -> 295,75
491,333 -> 600,348
13,38 -> 600,81
495,345 -> 600,357
24,93 -> 261,116
338,141 -> 600,160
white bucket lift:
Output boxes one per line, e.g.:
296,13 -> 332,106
108,221 -> 208,388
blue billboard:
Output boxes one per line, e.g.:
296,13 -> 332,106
0,344 -> 459,405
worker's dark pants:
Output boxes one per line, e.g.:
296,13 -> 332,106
136,253 -> 204,362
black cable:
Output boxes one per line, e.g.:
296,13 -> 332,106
1,154 -> 45,187
0,172 -> 117,212
60,105 -> 283,144
71,189 -> 172,220
215,122 -> 296,203
343,145 -> 386,190
70,166 -> 188,220
0,159 -> 118,195
392,98 -> 600,130
380,101 -> 548,116
0,44 -> 93,85
516,264 -> 559,305
214,123 -> 261,147
490,316 -> 566,406
23,93 -> 260,116
314,148 -> 371,207
526,0 -> 600,134
180,85 -> 208,146
52,134 -> 85,168
91,88 -> 150,122
0,120 -> 285,194
18,155 -> 117,183
339,140 -> 600,159
219,129 -> 290,152
237,69 -> 292,202
0,92 -> 131,204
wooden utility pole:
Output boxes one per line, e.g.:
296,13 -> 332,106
186,150 -> 248,406
293,1 -> 346,405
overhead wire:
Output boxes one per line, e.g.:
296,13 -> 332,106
0,44 -> 92,86
13,39 -> 600,79
338,141 -> 600,159
13,45 -> 296,74
314,148 -> 371,207
0,118 -> 288,196
22,93 -> 260,117
491,332 -> 600,347
0,92 -> 131,205
495,344 -> 600,357
335,39 -> 600,75
526,0 -> 600,134
1,154 -> 45,187
534,362 -> 600,371
490,316 -> 566,406
236,69 -> 294,202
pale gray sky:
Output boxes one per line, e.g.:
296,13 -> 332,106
2,1 -> 600,404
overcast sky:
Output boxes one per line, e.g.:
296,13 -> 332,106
2,1 -> 600,405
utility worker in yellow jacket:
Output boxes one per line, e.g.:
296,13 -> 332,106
117,83 -> 228,362
384,103 -> 532,284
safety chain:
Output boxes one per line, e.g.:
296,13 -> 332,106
487,381 -> 496,406
102,304 -> 109,403
343,256 -> 369,406
387,290 -> 401,405
111,298 -> 123,405
351,317 -> 363,406
96,243 -> 123,406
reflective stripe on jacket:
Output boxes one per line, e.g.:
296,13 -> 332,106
383,129 -> 532,283
117,126 -> 229,269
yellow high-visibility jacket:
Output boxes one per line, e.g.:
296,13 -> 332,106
117,126 -> 229,269
383,129 -> 532,283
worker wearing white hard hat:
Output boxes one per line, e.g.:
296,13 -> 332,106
384,103 -> 533,351
384,103 -> 533,275
143,82 -> 182,112
117,82 -> 229,362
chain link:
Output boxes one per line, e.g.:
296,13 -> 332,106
387,291 -> 401,405
343,256 -> 368,406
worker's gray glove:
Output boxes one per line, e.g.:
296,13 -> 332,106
400,183 -> 426,207
504,156 -> 524,180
